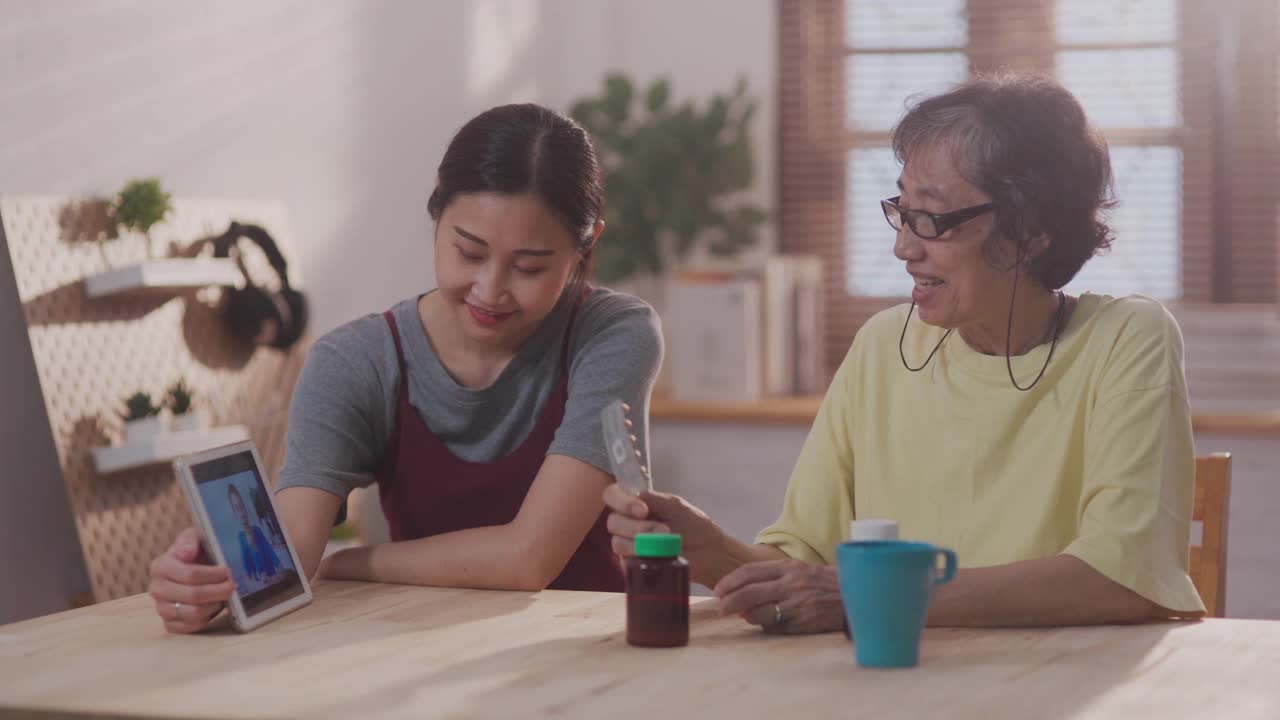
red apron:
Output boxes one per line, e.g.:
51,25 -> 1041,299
373,306 -> 622,592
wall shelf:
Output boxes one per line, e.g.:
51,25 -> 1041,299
650,394 -> 1280,434
83,259 -> 241,299
91,425 -> 250,475
650,394 -> 824,424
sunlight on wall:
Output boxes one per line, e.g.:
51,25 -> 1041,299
466,0 -> 541,106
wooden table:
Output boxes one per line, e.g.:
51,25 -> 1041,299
2,582 -> 1278,719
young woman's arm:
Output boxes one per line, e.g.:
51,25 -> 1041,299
274,486 -> 345,580
146,486 -> 340,634
318,454 -> 610,590
149,315 -> 387,634
319,292 -> 663,591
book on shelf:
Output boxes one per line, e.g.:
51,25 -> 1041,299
788,256 -> 824,395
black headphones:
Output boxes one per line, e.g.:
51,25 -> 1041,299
212,221 -> 308,350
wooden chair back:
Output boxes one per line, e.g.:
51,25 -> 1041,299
1191,453 -> 1232,617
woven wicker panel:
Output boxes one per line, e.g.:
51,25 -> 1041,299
2,196 -> 309,602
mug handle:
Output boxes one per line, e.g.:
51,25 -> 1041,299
933,548 -> 957,586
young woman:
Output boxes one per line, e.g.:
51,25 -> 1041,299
148,104 -> 663,633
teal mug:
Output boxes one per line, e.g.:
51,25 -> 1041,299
836,541 -> 957,668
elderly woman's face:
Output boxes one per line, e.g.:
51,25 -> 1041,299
893,143 -> 1018,331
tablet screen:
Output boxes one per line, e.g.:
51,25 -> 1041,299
191,450 -> 304,616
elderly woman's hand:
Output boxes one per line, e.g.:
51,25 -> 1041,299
602,483 -> 730,587
714,558 -> 845,635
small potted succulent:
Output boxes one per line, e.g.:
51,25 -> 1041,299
120,391 -> 167,444
112,177 -> 173,259
167,379 -> 209,433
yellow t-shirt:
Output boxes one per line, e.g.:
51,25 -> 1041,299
758,293 -> 1205,617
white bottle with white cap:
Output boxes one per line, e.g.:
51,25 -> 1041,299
841,519 -> 901,640
849,519 -> 899,542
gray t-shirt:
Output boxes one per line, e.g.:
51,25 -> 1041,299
278,287 -> 663,497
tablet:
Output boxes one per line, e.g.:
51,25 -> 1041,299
173,440 -> 312,631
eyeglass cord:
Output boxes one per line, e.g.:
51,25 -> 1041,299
899,308 -> 952,372
898,268 -> 1067,391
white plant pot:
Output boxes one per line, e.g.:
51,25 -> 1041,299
125,414 -> 169,444
171,410 -> 210,433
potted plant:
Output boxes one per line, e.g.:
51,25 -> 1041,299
569,73 -> 768,285
112,177 -> 173,260
167,379 -> 209,433
120,391 -> 167,444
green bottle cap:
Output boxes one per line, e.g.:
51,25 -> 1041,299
634,533 -> 682,557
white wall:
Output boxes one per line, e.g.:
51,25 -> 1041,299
0,0 -> 774,620
0,0 -> 775,337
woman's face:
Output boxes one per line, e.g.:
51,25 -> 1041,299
229,491 -> 250,528
433,192 -> 584,350
892,143 -> 1023,331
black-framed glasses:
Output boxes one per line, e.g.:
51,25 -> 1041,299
881,196 -> 996,239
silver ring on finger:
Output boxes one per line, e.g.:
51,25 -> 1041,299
173,601 -> 183,619
772,602 -> 785,626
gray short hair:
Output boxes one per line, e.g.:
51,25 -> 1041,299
892,72 -> 1115,289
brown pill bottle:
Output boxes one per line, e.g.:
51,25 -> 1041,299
626,533 -> 690,647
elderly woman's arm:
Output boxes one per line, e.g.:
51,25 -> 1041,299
930,321 -> 1200,626
1052,308 -> 1204,619
717,550 -> 1151,632
927,554 -> 1151,626
716,552 -> 1150,632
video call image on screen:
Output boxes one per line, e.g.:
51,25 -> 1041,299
192,453 -> 303,615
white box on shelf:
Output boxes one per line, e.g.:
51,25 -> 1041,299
666,277 -> 763,402
91,425 -> 251,475
124,414 -> 169,444
84,258 -> 242,298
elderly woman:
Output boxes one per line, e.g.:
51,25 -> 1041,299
604,72 -> 1205,632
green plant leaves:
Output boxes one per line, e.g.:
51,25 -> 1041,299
167,379 -> 193,415
708,206 -> 767,257
646,78 -> 671,113
113,178 -> 172,234
570,73 -> 768,284
603,73 -> 634,126
122,391 -> 162,421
